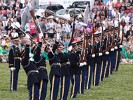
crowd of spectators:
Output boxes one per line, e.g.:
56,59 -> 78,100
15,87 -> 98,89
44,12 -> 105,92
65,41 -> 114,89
0,0 -> 133,63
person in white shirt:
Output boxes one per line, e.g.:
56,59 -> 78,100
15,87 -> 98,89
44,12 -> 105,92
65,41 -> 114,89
121,13 -> 130,23
46,17 -> 56,39
124,22 -> 130,35
2,17 -> 8,28
55,20 -> 62,40
62,20 -> 71,38
24,19 -> 31,32
106,0 -> 114,19
10,28 -> 19,39
11,18 -> 21,29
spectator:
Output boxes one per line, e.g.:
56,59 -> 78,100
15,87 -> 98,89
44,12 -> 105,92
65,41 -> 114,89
29,18 -> 37,37
87,19 -> 93,28
55,20 -> 62,40
11,17 -> 21,29
5,21 -> 13,33
0,21 -> 5,35
114,0 -> 122,10
2,17 -> 8,28
0,10 -> 4,21
46,16 -> 56,39
1,7 -> 7,17
10,28 -> 19,39
37,16 -> 46,36
16,13 -> 21,24
24,19 -> 31,33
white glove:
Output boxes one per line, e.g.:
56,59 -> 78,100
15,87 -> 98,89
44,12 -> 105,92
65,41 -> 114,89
68,46 -> 72,51
83,62 -> 87,65
10,67 -> 16,71
80,63 -> 84,67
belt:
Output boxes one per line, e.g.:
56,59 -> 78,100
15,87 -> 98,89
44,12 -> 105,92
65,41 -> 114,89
37,66 -> 46,71
51,63 -> 61,67
14,57 -> 21,59
61,62 -> 70,67
27,70 -> 38,76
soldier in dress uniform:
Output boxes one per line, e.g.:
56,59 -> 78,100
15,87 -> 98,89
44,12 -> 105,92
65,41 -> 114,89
8,36 -> 21,91
102,29 -> 111,78
109,26 -> 117,74
57,43 -> 71,100
101,29 -> 110,81
114,27 -> 120,71
45,41 -> 60,100
21,39 -> 39,100
85,35 -> 94,90
33,42 -> 48,100
78,41 -> 87,94
69,43 -> 81,98
93,33 -> 102,86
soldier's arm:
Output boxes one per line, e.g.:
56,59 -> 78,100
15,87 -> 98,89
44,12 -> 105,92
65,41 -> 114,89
8,48 -> 14,68
34,42 -> 42,61
22,44 -> 30,65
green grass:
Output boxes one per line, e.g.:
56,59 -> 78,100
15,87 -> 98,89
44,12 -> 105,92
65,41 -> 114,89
0,63 -> 133,100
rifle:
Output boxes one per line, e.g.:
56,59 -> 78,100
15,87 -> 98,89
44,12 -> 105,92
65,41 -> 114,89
99,24 -> 103,56
121,20 -> 126,45
68,15 -> 76,46
116,22 -> 120,47
84,33 -> 89,62
80,29 -> 86,65
30,10 -> 41,34
105,30 -> 110,55
91,26 -> 95,58
111,26 -> 115,51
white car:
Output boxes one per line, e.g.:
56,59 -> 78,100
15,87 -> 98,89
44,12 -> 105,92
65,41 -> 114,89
55,9 -> 71,20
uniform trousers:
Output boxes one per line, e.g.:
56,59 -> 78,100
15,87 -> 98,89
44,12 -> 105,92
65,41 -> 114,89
60,75 -> 70,100
10,69 -> 19,91
70,74 -> 80,98
115,48 -> 122,71
85,58 -> 94,90
93,56 -> 102,86
50,75 -> 60,100
29,83 -> 39,100
79,66 -> 87,94
110,51 -> 116,74
39,80 -> 48,100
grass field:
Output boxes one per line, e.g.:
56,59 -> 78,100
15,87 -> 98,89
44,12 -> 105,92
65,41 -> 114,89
0,63 -> 133,100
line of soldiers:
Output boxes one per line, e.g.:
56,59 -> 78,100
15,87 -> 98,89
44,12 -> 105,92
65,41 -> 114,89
8,21 -> 124,100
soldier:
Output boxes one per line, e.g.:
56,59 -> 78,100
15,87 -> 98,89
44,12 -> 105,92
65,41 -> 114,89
69,43 -> 81,98
93,33 -> 102,86
8,36 -> 21,91
57,44 -> 71,100
33,42 -> 48,100
103,29 -> 111,78
109,26 -> 117,74
45,41 -> 60,100
76,37 -> 88,94
21,39 -> 39,100
85,35 -> 94,90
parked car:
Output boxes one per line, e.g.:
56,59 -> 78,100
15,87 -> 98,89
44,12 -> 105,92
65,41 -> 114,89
55,9 -> 70,20
67,1 -> 90,11
39,4 -> 64,13
68,8 -> 84,17
35,4 -> 64,17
